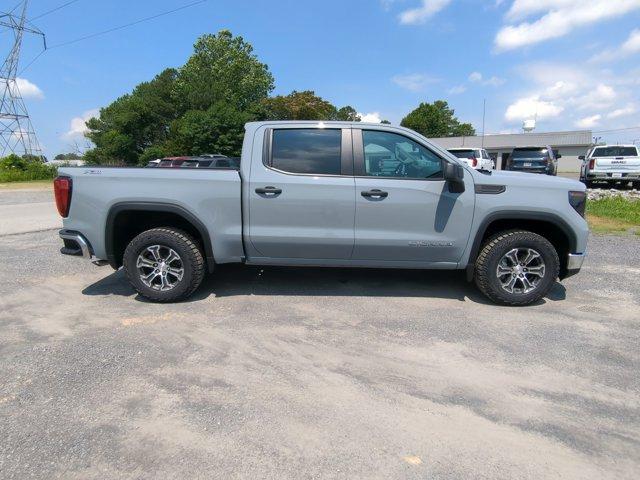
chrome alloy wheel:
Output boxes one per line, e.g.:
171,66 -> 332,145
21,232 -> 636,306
136,245 -> 184,291
496,248 -> 546,294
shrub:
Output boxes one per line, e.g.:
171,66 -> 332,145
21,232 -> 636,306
0,156 -> 58,182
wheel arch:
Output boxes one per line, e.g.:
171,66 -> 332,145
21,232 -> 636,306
465,211 -> 577,281
105,202 -> 215,273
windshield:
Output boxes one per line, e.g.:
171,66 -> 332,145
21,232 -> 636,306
449,149 -> 475,158
592,146 -> 638,157
511,148 -> 548,160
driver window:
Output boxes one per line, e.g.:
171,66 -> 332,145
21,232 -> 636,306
362,130 -> 443,179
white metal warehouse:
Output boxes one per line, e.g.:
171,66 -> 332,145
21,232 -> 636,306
430,130 -> 593,172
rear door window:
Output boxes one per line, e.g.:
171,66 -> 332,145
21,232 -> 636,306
511,148 -> 548,160
270,129 -> 342,175
449,149 -> 474,158
592,146 -> 638,157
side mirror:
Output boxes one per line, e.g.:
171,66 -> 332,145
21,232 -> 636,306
444,162 -> 465,193
556,154 -> 562,159
578,155 -> 585,161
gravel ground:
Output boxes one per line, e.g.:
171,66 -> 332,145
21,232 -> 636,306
0,229 -> 639,480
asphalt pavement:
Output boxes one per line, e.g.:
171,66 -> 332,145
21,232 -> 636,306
0,187 -> 639,480
0,188 -> 60,236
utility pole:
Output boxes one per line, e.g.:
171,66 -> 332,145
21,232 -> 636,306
0,1 -> 46,158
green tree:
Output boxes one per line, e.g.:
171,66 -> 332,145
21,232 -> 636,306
54,152 -> 83,160
85,68 -> 180,164
400,100 -> 475,137
164,102 -> 252,158
335,106 -> 361,122
175,30 -> 274,112
258,90 -> 360,122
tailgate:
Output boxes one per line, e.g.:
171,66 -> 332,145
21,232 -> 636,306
593,156 -> 640,170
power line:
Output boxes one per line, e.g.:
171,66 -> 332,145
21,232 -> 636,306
15,0 -> 208,75
31,0 -> 82,21
593,126 -> 640,134
48,0 -> 208,49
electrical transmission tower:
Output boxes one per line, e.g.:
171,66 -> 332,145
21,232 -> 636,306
0,0 -> 46,158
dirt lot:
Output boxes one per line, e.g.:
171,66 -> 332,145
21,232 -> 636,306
1,188 -> 639,480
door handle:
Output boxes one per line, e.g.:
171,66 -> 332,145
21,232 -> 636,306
255,186 -> 282,195
361,189 -> 388,199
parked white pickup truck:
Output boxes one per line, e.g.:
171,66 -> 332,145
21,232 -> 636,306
580,145 -> 640,189
55,121 -> 588,306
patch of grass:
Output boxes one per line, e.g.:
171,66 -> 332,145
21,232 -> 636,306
586,196 -> 640,234
587,196 -> 640,224
586,214 -> 636,234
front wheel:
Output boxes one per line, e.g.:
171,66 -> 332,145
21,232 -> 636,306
123,227 -> 206,302
474,230 -> 559,306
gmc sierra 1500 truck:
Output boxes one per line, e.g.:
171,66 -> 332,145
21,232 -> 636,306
55,121 -> 588,305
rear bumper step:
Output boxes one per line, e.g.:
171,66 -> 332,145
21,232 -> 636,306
59,230 -> 93,260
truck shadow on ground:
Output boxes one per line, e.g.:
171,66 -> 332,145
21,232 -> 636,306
82,264 -> 567,306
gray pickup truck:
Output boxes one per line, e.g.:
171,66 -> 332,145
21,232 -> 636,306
55,121 -> 588,305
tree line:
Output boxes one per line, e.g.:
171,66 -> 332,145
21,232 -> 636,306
84,30 -> 475,166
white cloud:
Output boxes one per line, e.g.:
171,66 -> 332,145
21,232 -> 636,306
358,112 -> 383,123
392,73 -> 439,92
571,84 -> 616,111
484,76 -> 507,87
448,85 -> 467,94
591,28 -> 640,62
64,109 -> 99,139
469,72 -> 483,83
504,96 -> 564,121
495,0 -> 640,52
503,60 -> 638,132
607,105 -> 636,119
468,71 -> 506,87
0,77 -> 44,99
398,0 -> 452,24
575,114 -> 601,128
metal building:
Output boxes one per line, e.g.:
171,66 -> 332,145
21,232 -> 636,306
430,130 -> 593,172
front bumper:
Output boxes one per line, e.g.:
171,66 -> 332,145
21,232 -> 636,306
564,252 -> 586,278
59,229 -> 93,260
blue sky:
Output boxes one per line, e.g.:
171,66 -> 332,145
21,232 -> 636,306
9,0 -> 640,157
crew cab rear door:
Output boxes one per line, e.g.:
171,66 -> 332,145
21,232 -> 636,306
247,126 -> 355,260
351,128 -> 474,265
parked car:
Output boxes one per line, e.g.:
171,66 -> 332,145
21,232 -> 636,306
55,121 -> 588,306
505,146 -> 559,176
579,145 -> 640,189
447,148 -> 494,170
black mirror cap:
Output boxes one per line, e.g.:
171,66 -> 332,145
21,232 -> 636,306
578,155 -> 585,160
444,162 -> 464,181
444,162 -> 465,193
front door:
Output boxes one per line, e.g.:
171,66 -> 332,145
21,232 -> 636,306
248,127 -> 355,260
352,128 -> 474,265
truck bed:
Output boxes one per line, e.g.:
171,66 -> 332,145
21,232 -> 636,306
58,166 -> 244,264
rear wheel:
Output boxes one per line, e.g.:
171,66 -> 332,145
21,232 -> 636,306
475,230 -> 559,306
123,227 -> 206,302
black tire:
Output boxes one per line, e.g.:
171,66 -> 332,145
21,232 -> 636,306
123,227 -> 206,303
633,181 -> 640,190
474,230 -> 559,306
